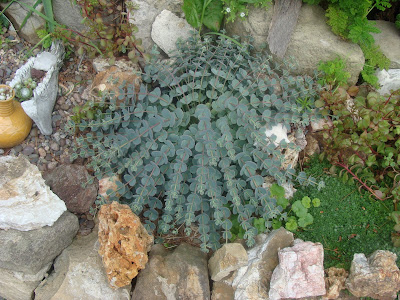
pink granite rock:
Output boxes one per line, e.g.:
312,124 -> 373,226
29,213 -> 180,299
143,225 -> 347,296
269,240 -> 326,299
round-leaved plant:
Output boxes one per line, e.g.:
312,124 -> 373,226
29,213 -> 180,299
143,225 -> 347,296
70,34 -> 321,251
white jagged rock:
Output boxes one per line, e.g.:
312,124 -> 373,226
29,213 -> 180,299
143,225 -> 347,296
0,155 -> 67,231
264,124 -> 290,146
376,69 -> 400,96
151,10 -> 194,56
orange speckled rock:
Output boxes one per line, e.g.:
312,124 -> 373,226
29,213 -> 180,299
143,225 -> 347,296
98,202 -> 153,289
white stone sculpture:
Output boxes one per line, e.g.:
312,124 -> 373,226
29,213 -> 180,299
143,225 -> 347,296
9,41 -> 65,135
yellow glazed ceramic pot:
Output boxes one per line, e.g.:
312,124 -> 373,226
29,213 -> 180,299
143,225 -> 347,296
0,84 -> 32,148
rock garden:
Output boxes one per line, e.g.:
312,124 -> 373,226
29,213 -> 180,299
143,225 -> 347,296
0,0 -> 400,299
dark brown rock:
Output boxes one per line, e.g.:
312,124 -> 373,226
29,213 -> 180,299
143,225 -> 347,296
43,164 -> 98,214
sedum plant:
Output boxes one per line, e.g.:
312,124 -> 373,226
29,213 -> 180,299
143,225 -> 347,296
70,34 -> 321,251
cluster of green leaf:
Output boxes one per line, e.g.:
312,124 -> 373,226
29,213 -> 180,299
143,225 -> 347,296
268,184 -> 320,231
317,58 -> 351,88
294,157 -> 398,269
396,13 -> 400,28
183,0 -> 224,33
71,101 -> 105,125
316,87 -> 400,208
182,0 -> 272,33
69,34 -> 321,251
303,0 -> 392,86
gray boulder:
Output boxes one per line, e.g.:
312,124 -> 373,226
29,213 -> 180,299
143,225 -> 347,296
52,0 -> 87,33
0,211 -> 79,274
0,211 -> 78,300
34,228 -> 130,300
0,0 -> 45,44
226,4 -> 364,85
127,0 -> 184,53
285,4 -> 364,85
225,5 -> 274,51
131,243 -> 210,300
372,20 -> 400,69
0,262 -> 51,300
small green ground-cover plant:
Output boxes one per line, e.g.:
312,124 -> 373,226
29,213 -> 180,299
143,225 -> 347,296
69,34 -> 321,251
317,57 -> 351,89
303,0 -> 391,86
229,186 -> 321,240
294,157 -> 399,269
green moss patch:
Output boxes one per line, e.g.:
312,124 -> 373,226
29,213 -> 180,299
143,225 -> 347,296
292,157 -> 399,269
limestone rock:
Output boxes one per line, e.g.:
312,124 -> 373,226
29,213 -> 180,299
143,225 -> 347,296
0,155 -> 67,231
269,240 -> 326,299
44,164 -> 98,214
91,56 -> 141,73
0,262 -> 51,300
372,21 -> 400,69
376,69 -> 400,96
285,4 -> 364,85
302,133 -> 320,160
311,117 -> 333,132
35,228 -> 130,300
324,267 -> 348,300
127,0 -> 184,53
131,243 -> 210,300
209,243 -> 248,281
98,202 -> 154,288
264,123 -> 290,146
225,4 -> 274,50
0,211 -> 78,274
151,10 -> 194,56
345,250 -> 400,299
0,0 -> 45,44
98,175 -> 122,201
232,228 -> 294,300
211,282 -> 235,300
88,65 -> 141,105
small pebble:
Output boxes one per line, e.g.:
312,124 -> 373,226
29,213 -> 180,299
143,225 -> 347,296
22,146 -> 35,156
61,103 -> 70,110
0,149 -> 4,155
58,96 -> 65,105
45,154 -> 52,161
86,220 -> 95,229
44,146 -> 50,151
29,155 -> 39,164
13,145 -> 23,153
60,139 -> 66,147
37,164 -> 47,172
47,161 -> 58,170
50,142 -> 59,151
38,148 -> 46,157
75,75 -> 83,82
